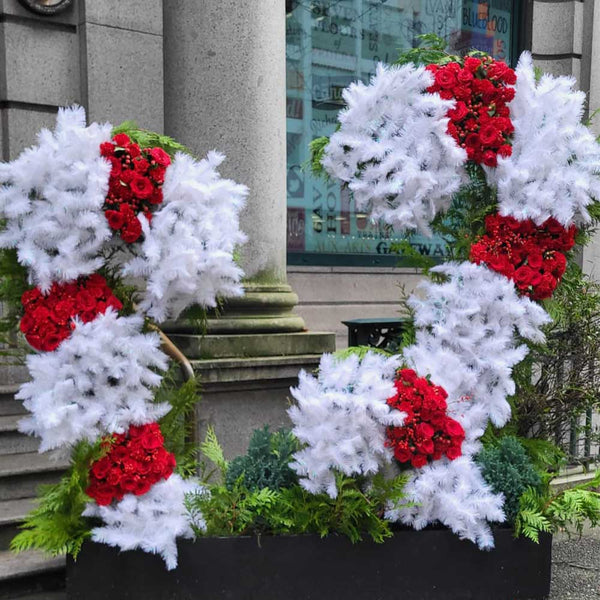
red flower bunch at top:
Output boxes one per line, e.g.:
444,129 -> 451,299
19,274 -> 122,352
100,133 -> 171,244
426,56 -> 516,167
470,214 -> 576,301
86,422 -> 176,506
385,369 -> 465,469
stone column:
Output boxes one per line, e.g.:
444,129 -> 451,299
162,2 -> 334,457
163,0 -> 304,336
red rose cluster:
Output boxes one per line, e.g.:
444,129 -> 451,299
100,133 -> 171,244
86,422 -> 176,506
470,214 -> 576,300
19,274 -> 122,352
426,56 -> 516,167
385,369 -> 465,469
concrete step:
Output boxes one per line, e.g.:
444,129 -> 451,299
0,550 -> 65,599
0,453 -> 69,501
0,498 -> 37,552
0,417 -> 38,456
0,386 -> 26,418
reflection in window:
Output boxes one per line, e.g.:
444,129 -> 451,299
286,0 -> 517,265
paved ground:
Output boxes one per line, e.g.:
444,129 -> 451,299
550,529 -> 600,599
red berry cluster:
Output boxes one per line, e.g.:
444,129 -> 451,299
19,274 -> 122,352
86,423 -> 176,506
385,369 -> 465,469
470,214 -> 576,301
100,133 -> 171,244
426,56 -> 516,167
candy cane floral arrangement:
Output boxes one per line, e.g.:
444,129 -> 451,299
5,37 -> 600,572
2,106 -> 247,569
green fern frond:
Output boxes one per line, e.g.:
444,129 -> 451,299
200,426 -> 228,480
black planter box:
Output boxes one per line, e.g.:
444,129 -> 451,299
67,528 -> 552,600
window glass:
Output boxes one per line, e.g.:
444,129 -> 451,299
286,0 -> 518,265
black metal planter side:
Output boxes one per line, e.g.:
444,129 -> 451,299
67,529 -> 552,600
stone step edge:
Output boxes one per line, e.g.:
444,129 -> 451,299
0,549 -> 65,582
0,415 -> 22,433
0,498 -> 37,527
0,453 -> 70,478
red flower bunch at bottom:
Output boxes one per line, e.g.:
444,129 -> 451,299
86,422 -> 176,506
385,369 -> 465,469
19,274 -> 122,352
426,56 -> 516,167
470,214 -> 576,300
100,133 -> 171,244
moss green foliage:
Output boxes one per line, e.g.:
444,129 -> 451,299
188,429 -> 410,542
333,345 -> 391,361
512,263 -> 600,461
225,426 -> 299,492
516,472 -> 600,542
10,441 -> 104,557
393,33 -> 455,67
429,163 -> 497,262
389,239 -> 437,272
308,136 -> 330,179
156,372 -> 201,479
0,247 -> 29,354
476,436 -> 542,523
111,121 -> 191,157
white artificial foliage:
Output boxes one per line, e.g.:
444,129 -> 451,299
381,261 -> 550,548
17,310 -> 170,452
386,456 -> 505,549
489,52 -> 600,226
0,105 -> 112,291
288,352 -> 405,498
119,151 -> 247,322
83,475 -> 203,570
322,63 -> 466,234
404,262 -> 550,432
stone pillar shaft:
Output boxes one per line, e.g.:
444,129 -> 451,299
163,0 -> 304,333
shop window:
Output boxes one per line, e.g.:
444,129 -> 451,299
286,0 -> 522,266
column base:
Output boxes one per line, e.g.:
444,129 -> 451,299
162,283 -> 306,335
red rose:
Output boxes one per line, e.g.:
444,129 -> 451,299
76,289 -> 96,312
128,143 -> 142,159
100,142 -> 115,157
456,68 -> 474,84
133,158 -> 150,173
149,147 -> 171,167
448,101 -> 468,122
502,87 -> 516,103
394,447 -> 411,463
497,144 -> 512,158
411,454 -> 428,469
108,156 -> 122,177
445,445 -> 462,460
149,166 -> 166,184
112,133 -> 131,148
503,69 -> 517,85
514,265 -> 535,289
121,217 -> 143,243
464,57 -> 482,72
435,68 -> 457,89
479,124 -> 501,146
482,150 -> 497,167
130,175 -> 154,200
105,209 -> 125,230
444,418 -> 464,438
